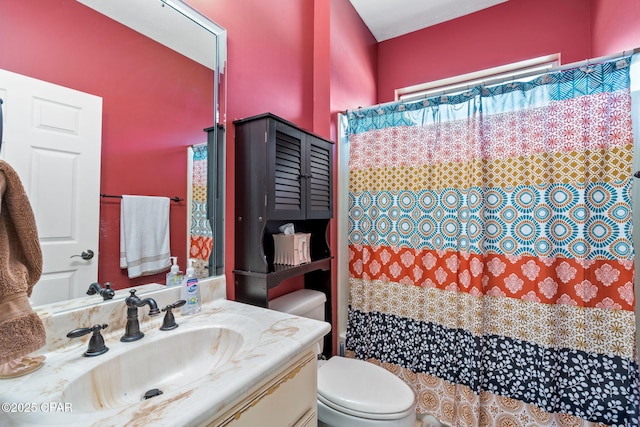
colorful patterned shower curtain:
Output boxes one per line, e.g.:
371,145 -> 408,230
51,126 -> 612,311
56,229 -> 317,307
346,57 -> 639,427
189,143 -> 212,277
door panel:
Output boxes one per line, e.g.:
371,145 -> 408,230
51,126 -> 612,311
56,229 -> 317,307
0,68 -> 102,305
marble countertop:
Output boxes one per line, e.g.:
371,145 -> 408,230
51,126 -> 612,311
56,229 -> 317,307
1,280 -> 330,426
32,283 -> 166,319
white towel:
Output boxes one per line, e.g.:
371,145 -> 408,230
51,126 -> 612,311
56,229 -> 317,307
119,195 -> 171,278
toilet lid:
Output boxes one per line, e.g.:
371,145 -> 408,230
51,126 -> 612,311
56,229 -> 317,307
317,357 -> 415,418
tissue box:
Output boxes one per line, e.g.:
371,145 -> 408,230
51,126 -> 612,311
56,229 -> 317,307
273,233 -> 311,266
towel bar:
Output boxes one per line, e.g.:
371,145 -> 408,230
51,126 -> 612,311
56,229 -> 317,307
100,194 -> 183,202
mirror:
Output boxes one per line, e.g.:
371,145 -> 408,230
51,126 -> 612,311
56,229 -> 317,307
0,0 -> 226,311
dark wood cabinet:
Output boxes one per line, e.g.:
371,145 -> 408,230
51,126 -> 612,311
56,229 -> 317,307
257,114 -> 332,221
204,124 -> 225,277
233,113 -> 333,355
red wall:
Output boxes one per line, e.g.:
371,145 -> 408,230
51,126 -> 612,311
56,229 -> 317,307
329,0 -> 378,138
0,0 -> 214,289
591,0 -> 640,56
188,0 -> 316,300
189,0 -> 377,300
189,0 -> 315,128
1,0 -> 377,301
327,0 -> 378,329
377,0 -> 591,103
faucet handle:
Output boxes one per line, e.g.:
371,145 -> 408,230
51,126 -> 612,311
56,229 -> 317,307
165,300 -> 187,310
67,324 -> 109,357
67,324 -> 107,338
160,300 -> 186,331
103,282 -> 115,300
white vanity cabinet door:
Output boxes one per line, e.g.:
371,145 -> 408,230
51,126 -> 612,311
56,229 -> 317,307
210,351 -> 317,427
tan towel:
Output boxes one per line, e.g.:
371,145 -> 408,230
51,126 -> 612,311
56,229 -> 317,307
0,160 -> 45,366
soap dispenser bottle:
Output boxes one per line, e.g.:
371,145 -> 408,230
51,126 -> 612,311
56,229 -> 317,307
180,260 -> 200,315
166,257 -> 183,287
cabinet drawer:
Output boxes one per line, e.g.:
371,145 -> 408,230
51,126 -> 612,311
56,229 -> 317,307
211,351 -> 317,427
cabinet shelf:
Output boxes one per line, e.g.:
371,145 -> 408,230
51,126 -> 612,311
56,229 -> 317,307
234,257 -> 332,289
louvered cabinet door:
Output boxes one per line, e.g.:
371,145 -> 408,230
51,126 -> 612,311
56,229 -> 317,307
268,120 -> 306,220
268,120 -> 334,220
305,136 -> 333,219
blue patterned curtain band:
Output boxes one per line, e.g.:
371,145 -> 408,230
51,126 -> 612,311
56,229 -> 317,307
347,57 -> 631,135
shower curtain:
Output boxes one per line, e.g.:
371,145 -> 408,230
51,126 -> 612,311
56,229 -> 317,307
346,57 -> 639,426
189,143 -> 212,278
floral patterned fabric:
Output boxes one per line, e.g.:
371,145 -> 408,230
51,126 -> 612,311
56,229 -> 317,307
189,143 -> 212,277
346,58 -> 639,427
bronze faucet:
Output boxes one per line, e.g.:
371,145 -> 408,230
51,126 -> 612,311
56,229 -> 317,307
120,289 -> 160,342
86,282 -> 115,300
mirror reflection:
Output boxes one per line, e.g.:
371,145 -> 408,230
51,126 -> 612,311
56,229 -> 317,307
0,0 -> 225,310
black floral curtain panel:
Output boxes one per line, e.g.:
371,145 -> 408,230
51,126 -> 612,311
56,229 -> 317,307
346,57 -> 639,426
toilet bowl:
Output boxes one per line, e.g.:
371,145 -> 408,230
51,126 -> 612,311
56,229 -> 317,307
270,289 -> 417,427
317,355 -> 416,427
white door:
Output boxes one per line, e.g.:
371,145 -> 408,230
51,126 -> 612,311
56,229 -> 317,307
0,68 -> 102,305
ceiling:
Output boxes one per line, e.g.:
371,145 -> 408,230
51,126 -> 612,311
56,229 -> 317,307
349,0 -> 508,42
78,0 -> 221,69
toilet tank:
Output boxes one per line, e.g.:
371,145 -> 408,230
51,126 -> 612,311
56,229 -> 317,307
270,289 -> 326,322
269,289 -> 327,354
270,289 -> 327,354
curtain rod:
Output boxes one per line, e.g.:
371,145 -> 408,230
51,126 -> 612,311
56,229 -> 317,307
343,47 -> 640,115
100,193 -> 183,202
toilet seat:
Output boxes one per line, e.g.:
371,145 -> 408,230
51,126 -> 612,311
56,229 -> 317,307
317,356 -> 415,421
317,393 -> 416,421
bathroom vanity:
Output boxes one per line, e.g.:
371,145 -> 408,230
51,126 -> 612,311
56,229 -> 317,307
211,350 -> 317,426
0,277 -> 329,426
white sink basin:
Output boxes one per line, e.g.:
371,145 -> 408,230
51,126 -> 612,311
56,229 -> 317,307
0,298 -> 330,427
62,326 -> 244,411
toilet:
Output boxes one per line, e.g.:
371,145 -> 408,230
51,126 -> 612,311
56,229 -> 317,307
270,289 -> 417,427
